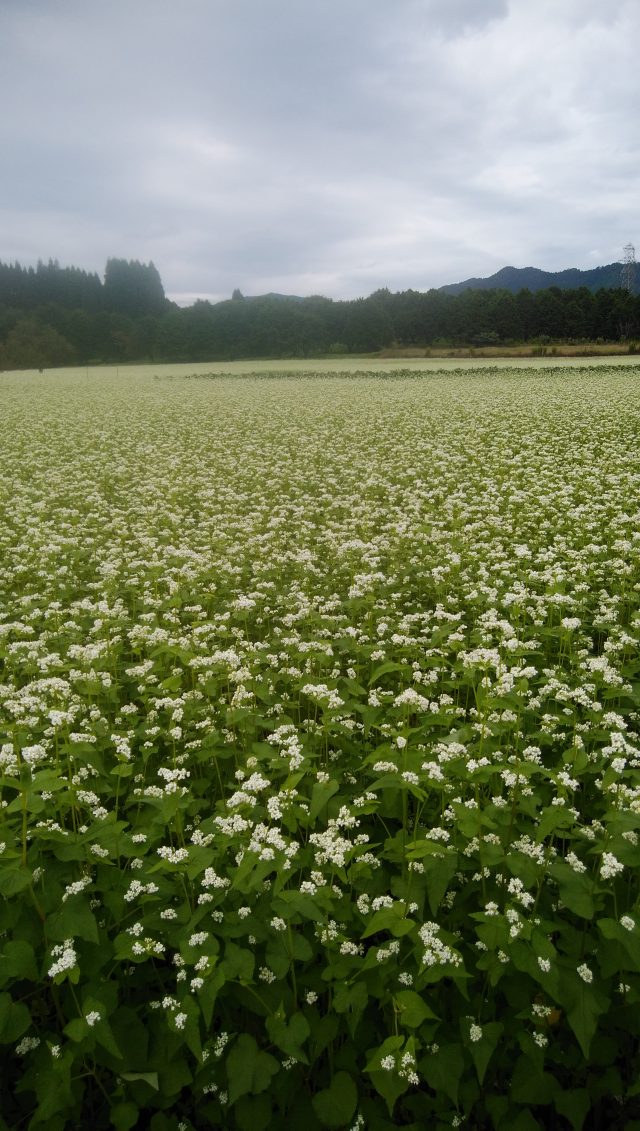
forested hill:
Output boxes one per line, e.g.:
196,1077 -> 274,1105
0,257 -> 639,369
440,261 -> 640,295
0,258 -> 167,315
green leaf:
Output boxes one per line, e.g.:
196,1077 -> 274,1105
0,939 -> 38,984
110,1008 -> 149,1066
30,1050 -> 75,1120
265,936 -> 290,978
509,939 -> 563,1003
226,1034 -> 278,1104
393,989 -> 438,1028
554,1088 -> 591,1131
290,931 -> 313,961
310,1013 -> 340,1058
549,861 -> 594,919
0,864 -> 32,897
64,1017 -> 86,1042
121,1072 -> 159,1091
365,1069 -> 408,1116
111,763 -> 134,777
158,1055 -> 193,1099
266,1010 -> 310,1063
110,1103 -> 139,1131
95,1017 -> 124,1060
598,917 -> 640,968
223,940 -> 255,982
565,980 -> 608,1058
365,1034 -> 404,1072
420,1042 -> 463,1107
110,1102 -> 140,1131
251,1049 -> 280,1094
274,889 -> 324,922
406,838 -> 458,859
235,1095 -> 272,1131
310,779 -> 339,822
510,1055 -> 558,1105
199,966 -> 225,1028
369,661 -> 405,685
0,992 -> 31,1043
466,1021 -> 503,1085
364,1036 -> 409,1114
47,898 -> 99,944
332,981 -> 367,1037
312,1071 -> 357,1129
169,996 -> 201,1061
361,903 -> 414,939
507,1113 -> 546,1131
424,852 -> 458,916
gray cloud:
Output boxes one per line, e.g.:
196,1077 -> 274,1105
1,0 -> 638,302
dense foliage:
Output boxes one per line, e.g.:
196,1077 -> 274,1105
2,363 -> 640,1129
0,259 -> 639,368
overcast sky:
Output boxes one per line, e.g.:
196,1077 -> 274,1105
2,0 -> 638,304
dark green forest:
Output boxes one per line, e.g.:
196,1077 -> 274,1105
1,257 -> 639,368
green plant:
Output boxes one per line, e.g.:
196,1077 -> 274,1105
2,363 -> 640,1128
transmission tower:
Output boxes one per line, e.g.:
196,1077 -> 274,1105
621,243 -> 636,293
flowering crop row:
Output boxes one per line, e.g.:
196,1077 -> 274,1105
1,364 -> 640,1129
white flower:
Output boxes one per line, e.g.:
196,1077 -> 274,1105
577,963 -> 593,984
601,853 -> 624,880
565,851 -> 586,873
157,846 -> 189,864
341,941 -> 361,956
16,1035 -> 41,1055
48,939 -> 77,979
62,876 -> 92,902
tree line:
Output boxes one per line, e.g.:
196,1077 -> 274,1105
0,258 -> 638,369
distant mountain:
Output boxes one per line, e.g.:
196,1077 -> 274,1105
233,291 -> 305,303
440,261 -> 639,296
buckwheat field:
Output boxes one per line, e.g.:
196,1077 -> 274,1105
2,361 -> 640,1130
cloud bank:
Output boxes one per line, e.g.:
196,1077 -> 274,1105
1,0 -> 638,302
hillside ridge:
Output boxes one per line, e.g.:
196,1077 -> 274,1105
440,260 -> 639,295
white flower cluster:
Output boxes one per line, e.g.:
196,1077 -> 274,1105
418,921 -> 462,968
61,875 -> 92,902
48,938 -> 77,979
157,845 -> 189,864
123,879 -> 160,902
600,853 -> 624,880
